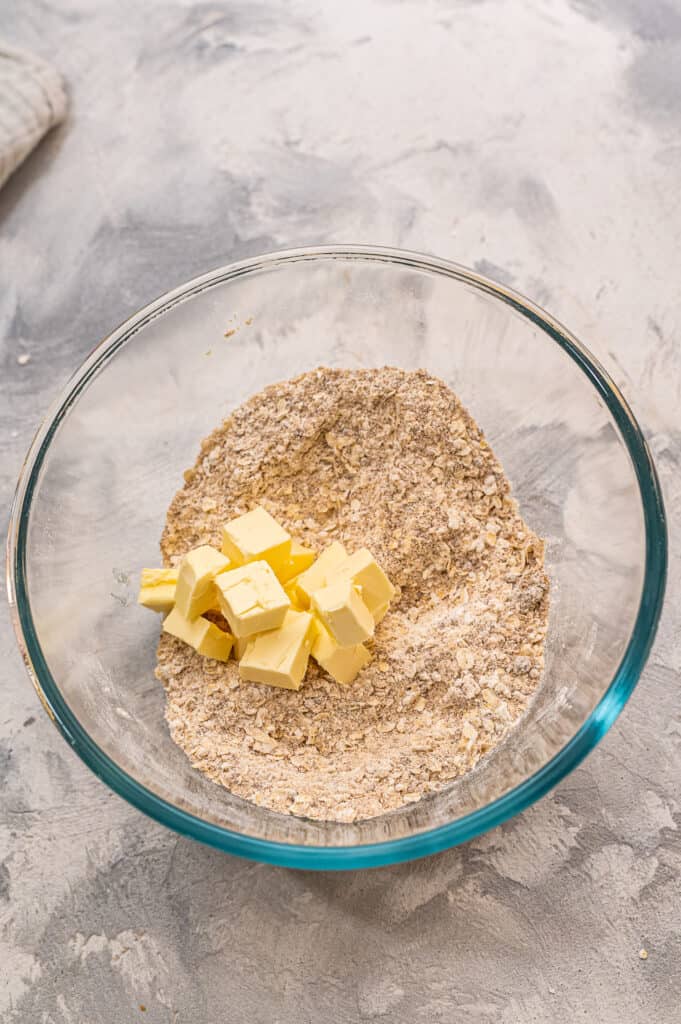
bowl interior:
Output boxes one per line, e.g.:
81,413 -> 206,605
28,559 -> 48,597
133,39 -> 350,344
12,250 -> 656,853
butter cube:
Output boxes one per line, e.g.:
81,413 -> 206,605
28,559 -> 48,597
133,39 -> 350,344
221,506 -> 291,576
239,610 -> 314,690
233,635 -> 250,660
277,540 -> 316,584
163,607 -> 233,661
370,600 -> 391,624
283,576 -> 306,611
311,620 -> 370,685
174,545 -> 231,620
215,559 -> 289,639
311,578 -> 374,647
336,548 -> 395,623
295,541 -> 348,608
138,568 -> 177,613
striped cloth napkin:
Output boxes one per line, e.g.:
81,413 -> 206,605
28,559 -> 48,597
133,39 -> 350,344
0,44 -> 66,190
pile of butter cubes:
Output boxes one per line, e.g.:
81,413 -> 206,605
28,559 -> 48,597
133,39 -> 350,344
138,506 -> 395,690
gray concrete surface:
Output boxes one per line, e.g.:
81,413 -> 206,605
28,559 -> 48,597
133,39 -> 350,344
2,1 -> 680,1021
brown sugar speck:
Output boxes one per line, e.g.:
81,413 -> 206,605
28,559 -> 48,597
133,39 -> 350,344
156,367 -> 550,821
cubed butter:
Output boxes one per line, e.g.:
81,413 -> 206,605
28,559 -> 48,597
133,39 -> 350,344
239,610 -> 314,690
336,548 -> 395,623
163,607 -> 233,661
283,576 -> 306,611
215,559 -> 290,639
174,545 -> 231,620
311,620 -> 370,685
311,578 -> 374,647
138,568 -> 177,613
370,600 -> 391,624
277,540 -> 316,584
221,506 -> 291,576
295,541 -> 348,608
233,635 -> 250,660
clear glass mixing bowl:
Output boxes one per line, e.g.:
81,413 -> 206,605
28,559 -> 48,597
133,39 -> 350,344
6,246 -> 667,869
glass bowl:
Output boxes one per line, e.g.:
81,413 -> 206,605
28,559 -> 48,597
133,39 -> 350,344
6,246 -> 667,869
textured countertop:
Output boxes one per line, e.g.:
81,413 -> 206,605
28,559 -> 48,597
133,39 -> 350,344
2,2 -> 680,1021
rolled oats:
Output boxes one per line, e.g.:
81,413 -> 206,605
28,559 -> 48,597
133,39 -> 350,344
156,368 -> 549,821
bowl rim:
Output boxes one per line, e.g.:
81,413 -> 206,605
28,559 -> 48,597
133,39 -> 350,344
6,244 -> 668,870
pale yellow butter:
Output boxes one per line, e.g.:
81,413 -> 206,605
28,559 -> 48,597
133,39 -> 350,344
311,578 -> 374,647
163,607 -> 233,662
370,600 -> 391,624
283,576 -> 306,611
295,541 -> 348,608
239,609 -> 314,690
311,620 -> 370,685
233,635 -> 250,660
336,548 -> 395,623
221,506 -> 291,576
138,568 -> 177,613
215,559 -> 290,638
174,545 -> 231,620
277,540 -> 316,584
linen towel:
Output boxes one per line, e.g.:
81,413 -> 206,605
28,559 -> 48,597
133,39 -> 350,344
0,44 -> 66,190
